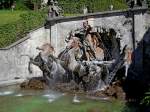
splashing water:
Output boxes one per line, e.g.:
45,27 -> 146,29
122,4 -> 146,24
0,91 -> 14,96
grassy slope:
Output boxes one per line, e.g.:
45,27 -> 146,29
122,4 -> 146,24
0,95 -> 127,112
0,10 -> 27,26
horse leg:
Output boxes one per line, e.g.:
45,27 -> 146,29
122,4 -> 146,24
73,71 -> 80,84
66,69 -> 73,83
81,78 -> 87,92
73,71 -> 88,91
43,71 -> 51,86
81,46 -> 88,61
28,61 -> 33,74
70,71 -> 74,82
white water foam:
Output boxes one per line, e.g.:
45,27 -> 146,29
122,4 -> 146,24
43,93 -> 63,103
15,93 -> 23,97
48,99 -> 55,103
0,91 -> 14,96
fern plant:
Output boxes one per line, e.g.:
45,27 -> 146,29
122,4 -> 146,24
141,91 -> 150,106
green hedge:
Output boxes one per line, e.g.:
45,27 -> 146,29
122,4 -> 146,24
0,10 -> 47,48
59,0 -> 128,14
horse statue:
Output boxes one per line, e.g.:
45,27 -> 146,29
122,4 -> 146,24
59,37 -> 89,91
59,36 -> 107,91
28,42 -> 88,90
28,43 -> 68,85
27,22 -> 126,91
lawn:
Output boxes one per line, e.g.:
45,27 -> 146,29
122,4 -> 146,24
0,10 -> 27,26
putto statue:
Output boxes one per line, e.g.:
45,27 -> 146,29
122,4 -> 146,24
48,0 -> 62,18
126,0 -> 147,8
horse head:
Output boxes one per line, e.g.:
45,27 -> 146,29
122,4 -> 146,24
36,43 -> 55,56
29,43 -> 56,79
66,37 -> 81,49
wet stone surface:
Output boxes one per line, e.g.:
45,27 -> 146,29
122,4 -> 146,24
20,77 -> 48,90
89,80 -> 126,100
20,77 -> 126,100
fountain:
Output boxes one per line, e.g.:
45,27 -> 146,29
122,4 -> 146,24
21,21 -> 129,97
0,19 -> 142,112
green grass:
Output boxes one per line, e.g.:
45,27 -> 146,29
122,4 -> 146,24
0,10 -> 27,26
0,10 -> 47,48
0,95 -> 127,112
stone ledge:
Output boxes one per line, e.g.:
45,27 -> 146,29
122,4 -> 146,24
46,7 -> 148,24
0,79 -> 26,87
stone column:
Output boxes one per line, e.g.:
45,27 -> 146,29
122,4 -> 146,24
134,0 -> 137,5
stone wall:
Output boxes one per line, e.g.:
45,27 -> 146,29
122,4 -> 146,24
47,8 -> 148,81
0,27 -> 50,81
47,8 -> 147,56
0,8 -> 148,83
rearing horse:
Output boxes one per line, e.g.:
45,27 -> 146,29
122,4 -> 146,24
59,37 -> 89,91
28,43 -> 67,84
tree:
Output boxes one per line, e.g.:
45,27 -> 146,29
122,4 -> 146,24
31,0 -> 41,10
0,0 -> 13,9
24,0 -> 42,10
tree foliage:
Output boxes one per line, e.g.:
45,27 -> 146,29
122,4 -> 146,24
24,0 -> 42,10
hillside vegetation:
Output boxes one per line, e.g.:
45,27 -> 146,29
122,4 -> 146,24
0,10 -> 27,26
0,0 -> 127,48
58,0 -> 128,13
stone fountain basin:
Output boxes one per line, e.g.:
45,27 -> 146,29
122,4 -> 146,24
0,81 -> 131,112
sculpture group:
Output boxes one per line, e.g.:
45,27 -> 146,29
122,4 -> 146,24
28,21 -> 132,91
